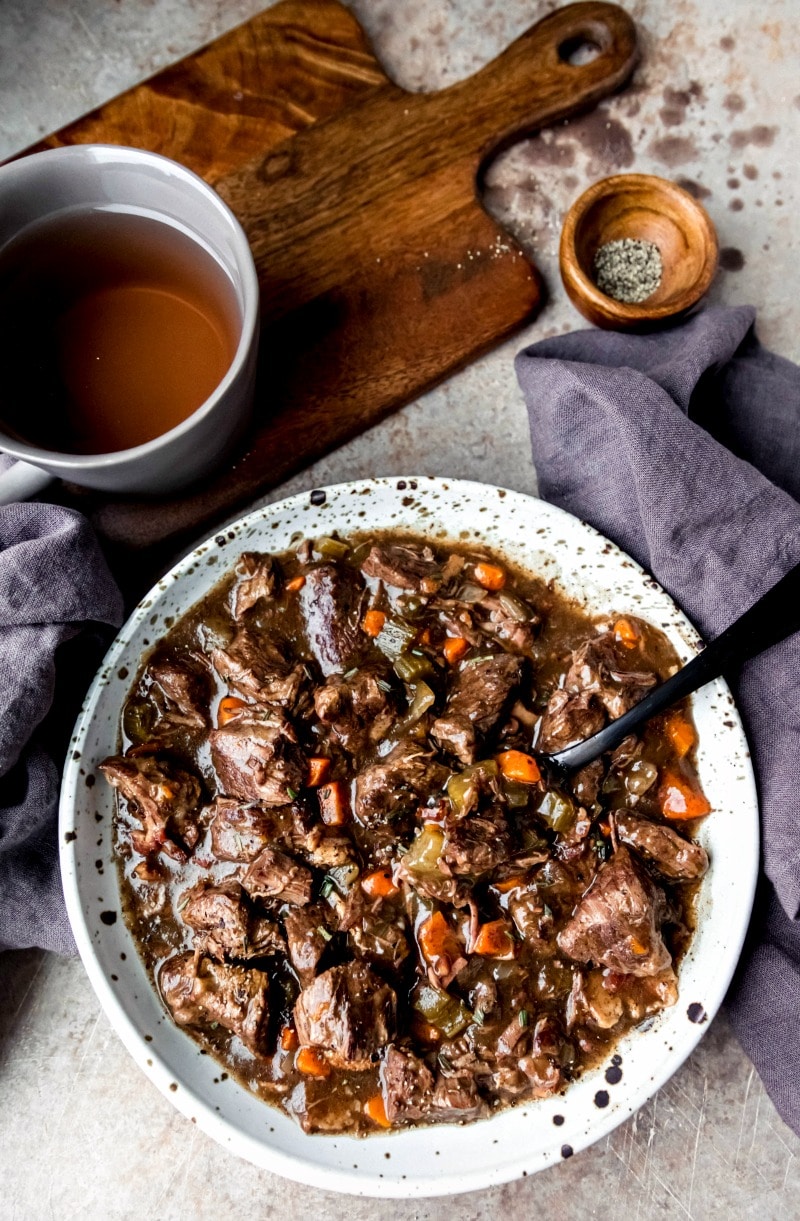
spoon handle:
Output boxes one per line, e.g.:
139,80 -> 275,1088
547,557 -> 800,772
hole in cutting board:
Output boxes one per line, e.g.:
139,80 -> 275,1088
559,34 -> 605,66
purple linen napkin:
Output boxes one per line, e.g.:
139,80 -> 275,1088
515,304 -> 800,1134
0,497 -> 123,954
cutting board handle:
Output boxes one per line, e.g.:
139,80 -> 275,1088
446,1 -> 638,168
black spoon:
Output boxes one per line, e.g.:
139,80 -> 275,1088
541,558 -> 800,776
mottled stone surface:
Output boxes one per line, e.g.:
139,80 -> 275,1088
1,0 -> 800,1216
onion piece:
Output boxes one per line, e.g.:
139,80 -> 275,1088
455,582 -> 487,604
496,591 -> 532,622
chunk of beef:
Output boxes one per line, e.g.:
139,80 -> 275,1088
298,827 -> 358,870
537,689 -> 605,754
211,627 -> 306,708
429,1071 -> 488,1122
489,1060 -> 531,1099
245,916 -> 287,958
99,753 -> 202,861
147,654 -> 210,728
566,969 -> 624,1031
400,865 -> 466,907
607,966 -> 679,1022
347,894 -> 411,971
361,541 -> 440,591
159,951 -> 269,1054
298,563 -> 364,676
469,978 -> 499,1020
179,878 -> 252,958
233,552 -> 280,618
517,1053 -> 564,1098
557,846 -> 672,977
381,1035 -> 488,1118
432,597 -> 485,648
208,798 -> 289,862
293,962 -> 397,1070
442,807 -> 514,878
610,734 -> 640,770
284,905 -> 332,985
354,740 -> 449,825
431,653 -> 523,764
475,594 -> 539,654
508,888 -> 555,954
242,846 -> 313,906
381,1045 -> 435,1123
565,633 -> 657,719
314,667 -> 397,754
571,759 -> 605,807
613,812 -> 709,881
179,878 -> 286,961
497,1014 -> 529,1055
294,1078 -> 365,1134
209,714 -> 305,805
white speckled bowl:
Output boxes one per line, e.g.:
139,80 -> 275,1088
59,477 -> 758,1197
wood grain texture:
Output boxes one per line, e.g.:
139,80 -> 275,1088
27,1 -> 385,182
17,1 -> 638,588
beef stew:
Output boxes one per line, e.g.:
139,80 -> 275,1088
101,532 -> 711,1135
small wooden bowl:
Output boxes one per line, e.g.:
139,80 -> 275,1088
559,173 -> 718,330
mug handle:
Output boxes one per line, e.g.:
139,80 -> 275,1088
0,460 -> 55,504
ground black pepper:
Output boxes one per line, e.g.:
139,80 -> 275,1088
593,237 -> 663,303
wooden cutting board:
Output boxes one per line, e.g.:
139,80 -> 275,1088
23,0 -> 637,590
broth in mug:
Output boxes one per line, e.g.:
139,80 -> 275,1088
0,207 -> 240,455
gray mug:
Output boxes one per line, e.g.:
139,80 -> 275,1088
0,144 -> 259,501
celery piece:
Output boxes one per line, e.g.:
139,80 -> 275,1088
394,651 -> 435,683
315,535 -> 350,559
403,825 -> 445,875
328,862 -> 360,891
537,790 -> 575,834
375,618 -> 416,662
412,985 -> 472,1038
446,759 -> 499,814
502,778 -> 531,809
496,591 -> 532,621
123,699 -> 155,744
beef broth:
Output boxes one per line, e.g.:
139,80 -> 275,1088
103,532 -> 711,1135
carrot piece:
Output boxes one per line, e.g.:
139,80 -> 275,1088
418,911 -> 463,973
472,918 -> 516,960
318,780 -> 351,826
362,609 -> 386,637
473,561 -> 506,591
307,756 -> 332,788
217,695 -> 247,727
362,868 -> 400,899
285,575 -> 306,592
443,636 -> 469,664
418,627 -> 433,647
496,749 -> 541,784
629,937 -> 648,956
665,714 -> 696,758
296,1046 -> 331,1077
493,875 -> 527,894
364,1093 -> 392,1129
613,618 -> 639,648
280,1026 -> 299,1052
658,769 -> 712,820
598,821 -> 611,837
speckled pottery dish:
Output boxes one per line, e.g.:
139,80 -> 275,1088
59,477 -> 758,1198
